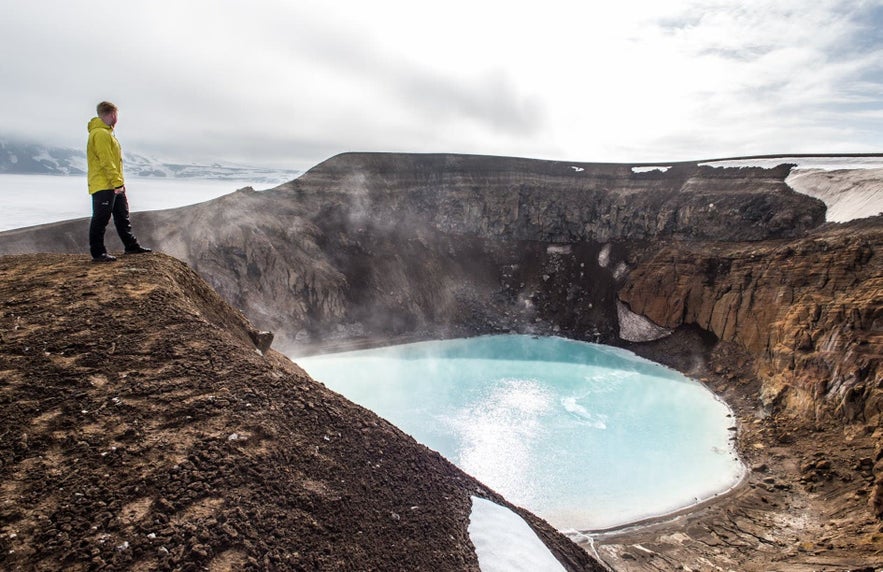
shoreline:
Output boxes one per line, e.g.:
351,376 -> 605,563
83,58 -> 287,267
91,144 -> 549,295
575,463 -> 751,541
293,334 -> 753,536
570,377 -> 750,539
589,337 -> 883,571
572,378 -> 755,545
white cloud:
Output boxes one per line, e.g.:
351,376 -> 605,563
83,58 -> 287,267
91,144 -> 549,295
0,0 -> 880,168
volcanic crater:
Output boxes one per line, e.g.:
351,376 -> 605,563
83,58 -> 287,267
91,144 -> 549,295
1,152 -> 881,570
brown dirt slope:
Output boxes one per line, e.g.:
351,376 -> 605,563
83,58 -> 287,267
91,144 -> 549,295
0,253 -> 601,571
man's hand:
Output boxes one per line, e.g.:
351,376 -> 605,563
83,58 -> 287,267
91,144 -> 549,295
114,185 -> 126,195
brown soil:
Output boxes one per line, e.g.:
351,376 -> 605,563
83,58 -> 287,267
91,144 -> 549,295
591,329 -> 883,571
0,253 -> 600,571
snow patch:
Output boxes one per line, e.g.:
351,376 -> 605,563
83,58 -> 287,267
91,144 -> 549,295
617,300 -> 672,342
468,496 -> 566,572
696,156 -> 883,222
32,150 -> 54,163
631,165 -> 671,173
546,244 -> 571,255
699,156 -> 883,170
598,244 -> 611,268
785,168 -> 883,223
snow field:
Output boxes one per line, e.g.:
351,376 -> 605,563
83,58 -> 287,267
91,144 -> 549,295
468,496 -> 566,572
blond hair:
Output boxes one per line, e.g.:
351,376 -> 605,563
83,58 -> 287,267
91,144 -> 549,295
96,101 -> 118,116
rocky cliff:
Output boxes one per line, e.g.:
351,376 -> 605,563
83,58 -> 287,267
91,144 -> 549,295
0,253 -> 600,571
619,216 -> 882,425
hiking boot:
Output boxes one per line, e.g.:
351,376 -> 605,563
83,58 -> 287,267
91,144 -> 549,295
125,246 -> 152,254
92,253 -> 118,263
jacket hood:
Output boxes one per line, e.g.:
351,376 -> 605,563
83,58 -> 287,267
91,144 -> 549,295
88,117 -> 112,133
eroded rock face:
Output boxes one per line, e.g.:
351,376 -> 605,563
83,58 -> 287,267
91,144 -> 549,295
618,217 -> 882,424
874,435 -> 883,519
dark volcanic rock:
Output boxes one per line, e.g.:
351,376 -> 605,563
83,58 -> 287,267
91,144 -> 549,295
294,153 -> 822,243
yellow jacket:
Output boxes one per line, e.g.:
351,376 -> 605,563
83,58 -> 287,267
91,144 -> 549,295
86,117 -> 124,194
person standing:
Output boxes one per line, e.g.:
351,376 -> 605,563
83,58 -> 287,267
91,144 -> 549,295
87,101 -> 151,262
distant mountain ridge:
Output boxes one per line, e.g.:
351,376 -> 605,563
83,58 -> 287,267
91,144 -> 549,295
0,138 -> 300,183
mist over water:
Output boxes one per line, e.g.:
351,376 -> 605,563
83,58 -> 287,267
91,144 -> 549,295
296,335 -> 744,530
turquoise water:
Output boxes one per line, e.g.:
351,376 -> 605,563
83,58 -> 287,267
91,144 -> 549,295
295,335 -> 744,530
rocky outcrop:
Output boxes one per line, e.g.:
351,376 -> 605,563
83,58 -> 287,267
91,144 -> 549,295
874,435 -> 883,519
619,216 -> 882,424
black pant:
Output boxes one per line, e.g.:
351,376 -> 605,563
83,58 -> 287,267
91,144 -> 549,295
89,189 -> 139,258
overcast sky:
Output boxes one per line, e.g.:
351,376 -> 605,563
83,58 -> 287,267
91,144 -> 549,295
2,0 -> 881,169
